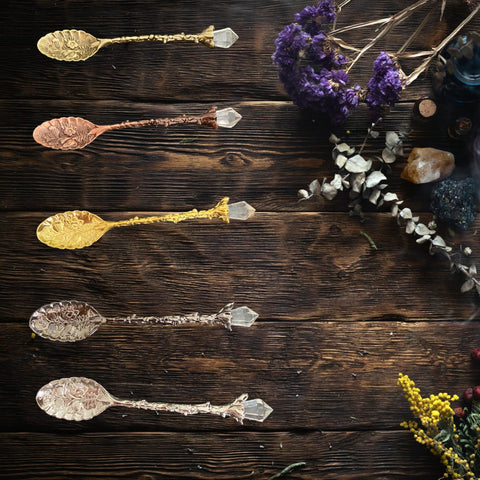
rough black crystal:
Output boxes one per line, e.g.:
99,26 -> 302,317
430,177 -> 478,231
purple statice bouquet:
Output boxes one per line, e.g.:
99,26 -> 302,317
272,0 -> 403,124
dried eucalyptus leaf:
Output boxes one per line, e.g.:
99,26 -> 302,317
391,204 -> 399,217
369,189 -> 381,205
461,278 -> 475,293
309,179 -> 321,196
329,133 -> 340,144
345,155 -> 372,173
432,235 -> 447,247
351,172 -> 366,193
336,143 -> 352,153
335,154 -> 348,169
321,182 -> 338,200
416,234 -> 431,244
385,131 -> 400,148
331,173 -> 343,190
369,129 -> 380,139
365,171 -> 387,189
383,192 -> 398,202
341,176 -> 350,189
298,189 -> 312,201
415,223 -> 436,236
399,207 -> 413,220
469,264 -> 477,276
406,220 -> 416,234
382,147 -> 397,164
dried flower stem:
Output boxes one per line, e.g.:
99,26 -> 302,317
405,2 -> 480,85
339,0 -> 436,73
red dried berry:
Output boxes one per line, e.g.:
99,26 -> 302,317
471,348 -> 480,361
464,387 -> 474,403
473,386 -> 480,400
454,406 -> 466,418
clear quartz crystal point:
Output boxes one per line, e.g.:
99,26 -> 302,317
213,28 -> 239,48
216,107 -> 242,128
243,398 -> 273,422
228,201 -> 255,220
231,306 -> 258,327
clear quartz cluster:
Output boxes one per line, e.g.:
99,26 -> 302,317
216,107 -> 242,128
243,398 -> 273,422
213,28 -> 239,48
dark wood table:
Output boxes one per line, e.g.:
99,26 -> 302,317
1,1 -> 480,478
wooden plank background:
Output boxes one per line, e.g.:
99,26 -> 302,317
1,0 -> 480,478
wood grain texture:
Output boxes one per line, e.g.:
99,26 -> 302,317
1,212 -> 479,323
0,100 -> 474,212
1,0 -> 474,102
1,321 -> 479,433
0,431 -> 444,480
2,1 -> 480,479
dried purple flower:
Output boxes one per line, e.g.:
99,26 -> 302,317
272,0 -> 360,124
365,52 -> 403,121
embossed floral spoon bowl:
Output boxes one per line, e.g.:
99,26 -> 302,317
33,106 -> 242,150
37,26 -> 239,61
30,300 -> 259,342
36,197 -> 255,250
37,377 -> 273,423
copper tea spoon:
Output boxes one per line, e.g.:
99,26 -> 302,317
33,106 -> 242,150
36,377 -> 273,423
36,197 -> 255,250
29,300 -> 259,342
37,26 -> 239,61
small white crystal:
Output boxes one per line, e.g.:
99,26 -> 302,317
243,398 -> 273,422
213,28 -> 239,48
228,201 -> 255,220
231,306 -> 258,327
216,107 -> 242,128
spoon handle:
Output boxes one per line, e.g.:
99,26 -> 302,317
104,25 -> 214,48
107,303 -> 234,330
92,106 -> 218,135
112,393 -> 248,423
112,197 -> 229,228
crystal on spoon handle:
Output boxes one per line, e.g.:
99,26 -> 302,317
242,398 -> 274,422
227,201 -> 256,220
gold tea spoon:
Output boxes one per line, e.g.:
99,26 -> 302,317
29,300 -> 259,342
36,197 -> 255,249
37,26 -> 239,61
36,377 -> 273,423
33,106 -> 242,150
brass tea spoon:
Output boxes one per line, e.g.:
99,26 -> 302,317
29,300 -> 259,342
33,106 -> 242,150
36,377 -> 273,423
37,26 -> 239,61
36,197 -> 255,249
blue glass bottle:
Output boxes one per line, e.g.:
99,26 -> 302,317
433,32 -> 480,103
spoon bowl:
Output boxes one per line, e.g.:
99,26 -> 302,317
33,117 -> 98,150
30,300 -> 106,342
38,29 -> 102,61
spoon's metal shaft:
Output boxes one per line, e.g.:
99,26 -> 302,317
111,393 -> 248,422
107,303 -> 234,330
